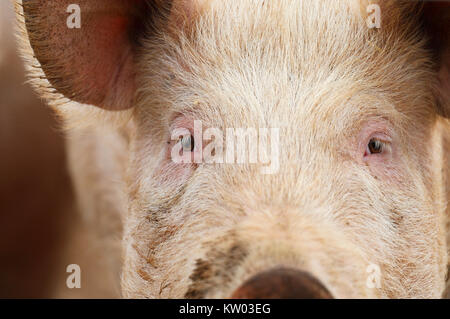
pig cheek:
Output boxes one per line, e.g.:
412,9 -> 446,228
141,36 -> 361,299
152,142 -> 199,184
154,160 -> 195,185
364,148 -> 406,186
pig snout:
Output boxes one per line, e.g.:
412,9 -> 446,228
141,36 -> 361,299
231,268 -> 332,299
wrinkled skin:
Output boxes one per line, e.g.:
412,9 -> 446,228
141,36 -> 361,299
16,0 -> 450,298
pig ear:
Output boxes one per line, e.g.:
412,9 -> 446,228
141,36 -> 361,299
423,1 -> 450,118
18,0 -> 156,110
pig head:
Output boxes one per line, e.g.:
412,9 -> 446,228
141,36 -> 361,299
16,0 -> 450,298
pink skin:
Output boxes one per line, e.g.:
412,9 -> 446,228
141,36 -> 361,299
160,116 -> 402,185
357,120 -> 403,184
155,114 -> 199,183
167,114 -> 200,162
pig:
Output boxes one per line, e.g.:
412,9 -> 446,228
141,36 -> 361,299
15,0 -> 449,298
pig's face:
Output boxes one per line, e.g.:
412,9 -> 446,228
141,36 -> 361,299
18,0 -> 450,298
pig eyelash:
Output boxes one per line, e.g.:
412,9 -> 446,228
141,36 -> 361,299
166,127 -> 199,164
363,137 -> 391,157
366,138 -> 384,155
178,134 -> 195,152
166,133 -> 195,154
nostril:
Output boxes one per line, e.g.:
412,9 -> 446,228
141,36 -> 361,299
231,267 -> 333,299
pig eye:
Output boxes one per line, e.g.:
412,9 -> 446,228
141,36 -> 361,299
367,138 -> 384,155
179,134 -> 195,152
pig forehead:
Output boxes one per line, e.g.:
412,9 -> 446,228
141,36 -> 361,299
170,85 -> 399,129
191,0 -> 366,21
159,1 -> 431,116
140,0 -> 435,135
183,0 -> 375,55
165,71 -> 417,137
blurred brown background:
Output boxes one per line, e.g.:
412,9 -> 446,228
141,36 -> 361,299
0,1 -> 75,298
